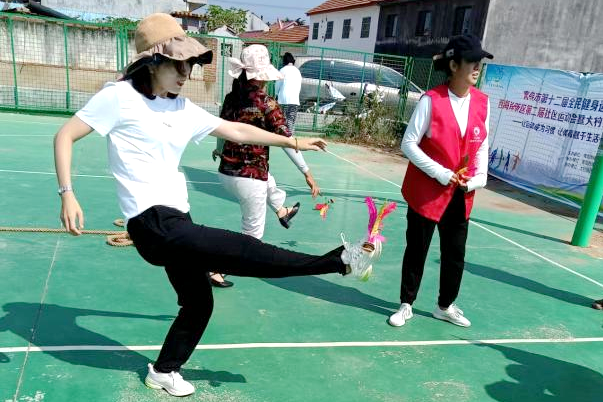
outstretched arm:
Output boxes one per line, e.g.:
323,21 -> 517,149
54,116 -> 94,235
211,120 -> 327,152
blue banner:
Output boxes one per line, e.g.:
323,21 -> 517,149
482,64 -> 603,211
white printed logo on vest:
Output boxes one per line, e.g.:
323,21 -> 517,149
470,127 -> 482,143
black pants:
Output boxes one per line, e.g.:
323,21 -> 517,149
399,189 -> 469,308
127,205 -> 346,373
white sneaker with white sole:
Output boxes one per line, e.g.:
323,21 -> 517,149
389,303 -> 413,327
432,304 -> 471,327
340,233 -> 378,281
145,363 -> 195,397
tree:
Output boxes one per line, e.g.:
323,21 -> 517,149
204,5 -> 248,34
102,16 -> 139,29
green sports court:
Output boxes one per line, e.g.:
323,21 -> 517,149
1,111 -> 602,401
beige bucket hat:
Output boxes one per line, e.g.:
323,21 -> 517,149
228,44 -> 283,81
125,13 -> 213,75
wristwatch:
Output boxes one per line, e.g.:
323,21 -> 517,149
58,185 -> 73,196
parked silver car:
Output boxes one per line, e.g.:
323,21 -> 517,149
296,56 -> 423,117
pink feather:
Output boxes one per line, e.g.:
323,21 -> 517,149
379,202 -> 397,220
368,201 -> 398,243
365,197 -> 378,237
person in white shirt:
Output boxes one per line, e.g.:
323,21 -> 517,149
389,34 -> 492,329
276,53 -> 302,134
54,13 -> 379,397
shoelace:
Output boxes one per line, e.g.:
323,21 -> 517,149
448,304 -> 464,317
170,371 -> 185,385
341,234 -> 362,261
399,306 -> 412,319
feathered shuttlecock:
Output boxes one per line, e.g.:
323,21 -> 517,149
314,198 -> 335,220
365,197 -> 397,243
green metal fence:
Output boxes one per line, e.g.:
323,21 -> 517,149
0,12 -> 447,134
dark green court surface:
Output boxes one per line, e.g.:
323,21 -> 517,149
1,112 -> 602,401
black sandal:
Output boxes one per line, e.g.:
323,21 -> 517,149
209,273 -> 234,288
279,202 -> 300,229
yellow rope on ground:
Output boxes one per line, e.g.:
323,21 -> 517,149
0,219 -> 133,247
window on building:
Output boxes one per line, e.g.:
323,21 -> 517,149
360,17 -> 371,38
312,22 -> 319,40
342,18 -> 351,39
453,6 -> 472,35
416,10 -> 432,36
385,14 -> 399,37
325,21 -> 334,39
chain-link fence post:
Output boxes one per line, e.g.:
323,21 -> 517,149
358,52 -> 367,110
8,17 -> 18,108
426,60 -> 434,88
63,24 -> 71,110
312,47 -> 325,132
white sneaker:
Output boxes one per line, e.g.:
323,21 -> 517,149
432,304 -> 471,327
340,233 -> 377,281
145,363 -> 195,397
388,303 -> 413,327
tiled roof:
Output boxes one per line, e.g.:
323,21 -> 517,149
244,25 -> 309,43
306,0 -> 380,16
259,25 -> 309,43
239,30 -> 267,39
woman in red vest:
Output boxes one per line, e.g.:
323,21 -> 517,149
389,34 -> 492,328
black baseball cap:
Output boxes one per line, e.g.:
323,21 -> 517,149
436,34 -> 493,62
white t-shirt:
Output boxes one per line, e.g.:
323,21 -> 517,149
276,64 -> 302,105
401,89 -> 490,192
76,81 -> 223,221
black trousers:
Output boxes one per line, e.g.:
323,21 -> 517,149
399,189 -> 469,308
127,205 -> 346,373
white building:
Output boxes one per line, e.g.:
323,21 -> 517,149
40,0 -> 206,20
306,0 -> 380,54
246,11 -> 269,32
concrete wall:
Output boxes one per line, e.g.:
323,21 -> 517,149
0,17 -> 223,112
40,0 -> 200,20
307,6 -> 380,55
483,0 -> 603,72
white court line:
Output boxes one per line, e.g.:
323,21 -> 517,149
471,221 -> 603,288
0,120 -> 63,126
325,148 -> 603,289
0,169 -> 112,179
0,135 -> 55,137
0,169 -> 401,195
2,337 -> 603,353
326,149 -> 402,188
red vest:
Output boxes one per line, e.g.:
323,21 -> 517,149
402,84 -> 488,222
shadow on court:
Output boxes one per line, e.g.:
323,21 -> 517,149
465,263 -> 593,308
0,303 -> 246,386
480,343 -> 603,402
261,276 -> 401,317
471,217 -> 568,244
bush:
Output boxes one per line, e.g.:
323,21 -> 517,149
324,90 -> 405,149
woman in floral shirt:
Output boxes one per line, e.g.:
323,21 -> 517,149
211,45 -> 320,286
